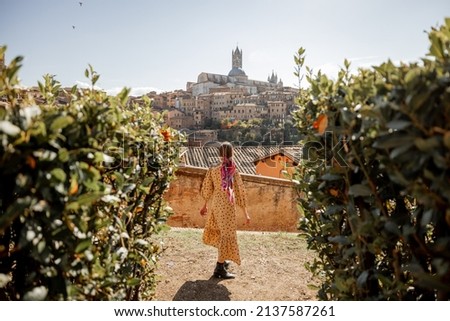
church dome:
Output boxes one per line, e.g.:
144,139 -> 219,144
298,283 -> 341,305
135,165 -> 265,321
228,67 -> 246,77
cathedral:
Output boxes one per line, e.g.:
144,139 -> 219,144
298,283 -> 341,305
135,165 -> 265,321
187,46 -> 284,96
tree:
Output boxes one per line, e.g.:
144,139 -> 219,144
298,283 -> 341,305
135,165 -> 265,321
0,51 -> 182,300
293,19 -> 450,300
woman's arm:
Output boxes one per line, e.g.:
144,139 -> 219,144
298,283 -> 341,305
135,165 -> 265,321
200,202 -> 208,216
200,169 -> 213,201
200,169 -> 213,216
234,171 -> 250,224
244,208 -> 251,225
233,170 -> 247,208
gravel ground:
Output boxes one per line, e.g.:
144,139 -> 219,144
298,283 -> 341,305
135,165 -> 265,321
153,227 -> 319,301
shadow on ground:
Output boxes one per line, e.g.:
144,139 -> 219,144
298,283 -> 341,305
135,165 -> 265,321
172,277 -> 231,301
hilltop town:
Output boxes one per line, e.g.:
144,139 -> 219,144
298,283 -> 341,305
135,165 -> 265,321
137,46 -> 299,132
1,46 -> 301,147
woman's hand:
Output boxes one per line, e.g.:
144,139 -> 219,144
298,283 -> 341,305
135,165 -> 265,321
244,209 -> 251,225
200,204 -> 208,216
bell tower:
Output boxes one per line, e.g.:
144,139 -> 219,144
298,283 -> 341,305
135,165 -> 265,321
228,45 -> 247,79
232,46 -> 242,69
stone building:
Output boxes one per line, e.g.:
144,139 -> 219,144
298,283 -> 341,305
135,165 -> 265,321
187,46 -> 284,96
184,130 -> 218,147
267,101 -> 288,119
166,108 -> 194,129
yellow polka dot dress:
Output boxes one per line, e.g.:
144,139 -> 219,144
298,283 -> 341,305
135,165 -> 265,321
201,165 -> 247,265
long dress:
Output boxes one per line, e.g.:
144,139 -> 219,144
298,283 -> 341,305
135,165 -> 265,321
200,165 -> 247,265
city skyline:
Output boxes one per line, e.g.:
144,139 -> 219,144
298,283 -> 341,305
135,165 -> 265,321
1,0 -> 449,96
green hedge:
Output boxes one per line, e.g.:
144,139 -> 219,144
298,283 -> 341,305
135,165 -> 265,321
0,51 -> 182,300
294,19 -> 450,300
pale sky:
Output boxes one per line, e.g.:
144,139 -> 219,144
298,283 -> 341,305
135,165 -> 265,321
1,0 -> 449,95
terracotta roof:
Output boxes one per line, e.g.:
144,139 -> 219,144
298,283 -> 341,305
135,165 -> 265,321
181,145 -> 302,175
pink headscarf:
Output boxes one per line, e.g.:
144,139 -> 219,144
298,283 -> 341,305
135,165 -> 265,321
221,157 -> 236,203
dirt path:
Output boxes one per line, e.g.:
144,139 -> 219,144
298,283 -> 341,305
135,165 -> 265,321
154,227 -> 319,301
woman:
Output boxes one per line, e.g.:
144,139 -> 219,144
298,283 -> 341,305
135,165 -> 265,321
200,142 -> 250,279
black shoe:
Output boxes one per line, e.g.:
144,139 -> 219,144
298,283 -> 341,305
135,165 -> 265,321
224,260 -> 231,269
213,262 -> 235,279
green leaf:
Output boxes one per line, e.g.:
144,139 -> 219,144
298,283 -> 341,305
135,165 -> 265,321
325,205 -> 345,215
388,170 -> 409,186
413,273 -> 450,292
340,109 -> 354,125
37,240 -> 46,253
429,33 -> 444,60
320,173 -> 342,181
356,270 -> 369,289
384,221 -> 400,235
344,59 -> 351,70
58,148 -> 69,162
389,142 -> 414,159
123,184 -> 136,194
328,235 -> 350,245
349,184 -> 372,197
0,120 -> 21,136
92,74 -> 100,86
138,185 -> 150,194
93,261 -> 106,279
126,278 -> 141,287
65,202 -> 79,211
77,192 -> 104,205
51,168 -> 66,182
75,239 -> 91,253
0,197 -> 32,234
373,134 -> 415,149
414,137 -> 440,152
406,90 -> 431,111
29,121 -> 46,137
50,116 -> 74,131
38,81 -> 44,94
404,68 -> 421,85
117,88 -> 131,106
386,120 -> 411,130
66,192 -> 103,210
432,151 -> 447,169
334,277 -> 349,292
141,176 -> 155,186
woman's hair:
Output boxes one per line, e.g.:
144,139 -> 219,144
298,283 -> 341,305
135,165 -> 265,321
219,142 -> 236,203
219,142 -> 234,160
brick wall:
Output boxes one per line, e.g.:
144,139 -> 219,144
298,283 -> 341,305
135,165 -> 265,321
164,166 -> 301,232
